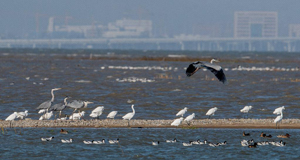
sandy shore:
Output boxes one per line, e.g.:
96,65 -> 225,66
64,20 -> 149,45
1,119 -> 300,129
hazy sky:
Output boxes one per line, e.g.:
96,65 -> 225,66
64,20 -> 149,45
1,0 -> 300,37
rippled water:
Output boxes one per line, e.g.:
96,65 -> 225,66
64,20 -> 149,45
0,128 -> 299,159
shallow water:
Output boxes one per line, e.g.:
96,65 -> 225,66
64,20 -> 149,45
0,128 -> 299,159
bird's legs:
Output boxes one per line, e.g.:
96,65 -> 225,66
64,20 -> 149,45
128,120 -> 130,127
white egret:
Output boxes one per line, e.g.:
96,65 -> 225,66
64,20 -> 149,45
186,59 -> 227,84
5,112 -> 18,121
206,107 -> 218,119
69,111 -> 85,120
273,106 -> 285,115
16,110 -> 28,120
184,113 -> 195,125
36,88 -> 61,111
176,107 -> 188,117
122,105 -> 135,126
107,111 -> 118,119
41,137 -> 54,141
171,117 -> 184,127
240,106 -> 252,118
39,111 -> 53,120
38,109 -> 47,114
274,110 -> 283,129
89,106 -> 104,119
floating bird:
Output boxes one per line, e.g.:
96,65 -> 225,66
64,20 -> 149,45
273,106 -> 285,115
243,131 -> 250,136
171,117 -> 184,127
274,109 -> 283,129
274,140 -> 286,147
5,112 -> 18,121
36,88 -> 61,111
16,110 -> 28,120
277,133 -> 291,138
83,140 -> 94,144
49,96 -> 69,118
107,111 -> 118,119
182,141 -> 193,146
176,107 -> 188,117
248,142 -> 258,148
152,141 -> 159,146
122,105 -> 135,126
184,113 -> 195,125
260,132 -> 272,138
219,141 -> 227,146
206,107 -> 218,119
39,111 -> 53,120
61,139 -> 73,143
67,100 -> 93,113
69,111 -> 85,120
186,59 -> 227,84
89,106 -> 104,119
60,129 -> 68,134
41,137 -> 54,141
108,138 -> 119,144
240,106 -> 252,118
166,138 -> 177,143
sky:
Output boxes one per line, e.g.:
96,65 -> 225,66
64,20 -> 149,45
0,0 -> 300,37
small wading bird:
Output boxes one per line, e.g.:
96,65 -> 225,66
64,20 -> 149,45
5,112 -> 18,121
171,117 -> 184,127
206,107 -> 218,119
69,111 -> 85,120
184,113 -> 195,125
36,88 -> 61,112
122,105 -> 135,127
273,106 -> 285,115
176,107 -> 188,117
107,111 -> 118,119
240,106 -> 252,118
186,59 -> 227,84
89,106 -> 104,119
39,111 -> 53,120
274,109 -> 283,129
16,110 -> 28,120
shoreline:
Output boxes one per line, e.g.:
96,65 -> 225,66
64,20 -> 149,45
1,119 -> 300,129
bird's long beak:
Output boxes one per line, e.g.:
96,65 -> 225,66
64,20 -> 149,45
54,88 -> 62,90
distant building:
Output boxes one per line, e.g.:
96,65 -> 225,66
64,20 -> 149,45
234,11 -> 278,38
289,24 -> 300,37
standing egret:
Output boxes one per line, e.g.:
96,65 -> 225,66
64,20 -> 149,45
171,117 -> 184,127
49,96 -> 69,118
16,110 -> 28,119
36,88 -> 61,111
186,59 -> 227,84
240,106 -> 252,118
122,105 -> 135,127
273,106 -> 285,115
107,111 -> 118,119
90,106 -> 104,119
67,100 -> 93,113
176,107 -> 188,117
274,110 -> 283,129
206,107 -> 218,119
39,111 -> 53,120
184,113 -> 195,125
69,111 -> 85,120
5,112 -> 18,121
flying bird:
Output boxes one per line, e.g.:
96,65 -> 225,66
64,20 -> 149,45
176,107 -> 188,117
186,59 -> 226,84
206,107 -> 218,119
36,88 -> 61,111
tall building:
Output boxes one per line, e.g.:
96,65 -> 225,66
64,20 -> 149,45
234,11 -> 278,38
289,24 -> 300,37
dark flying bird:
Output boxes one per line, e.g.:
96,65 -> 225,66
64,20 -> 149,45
186,59 -> 227,84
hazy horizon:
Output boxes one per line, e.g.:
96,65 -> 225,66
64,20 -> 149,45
0,0 -> 299,38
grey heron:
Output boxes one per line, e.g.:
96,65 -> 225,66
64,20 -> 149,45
186,59 -> 227,84
66,100 -> 93,112
122,105 -> 135,127
36,88 -> 61,111
49,96 -> 69,118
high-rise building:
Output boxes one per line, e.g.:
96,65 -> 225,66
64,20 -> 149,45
234,11 -> 278,38
289,24 -> 300,37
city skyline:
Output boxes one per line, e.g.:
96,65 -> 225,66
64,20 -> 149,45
1,0 -> 300,39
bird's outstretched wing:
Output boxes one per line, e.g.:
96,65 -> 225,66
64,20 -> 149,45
186,61 -> 202,77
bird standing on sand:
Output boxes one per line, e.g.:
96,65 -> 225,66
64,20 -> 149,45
16,110 -> 28,120
274,109 -> 283,129
176,107 -> 188,117
107,111 -> 118,119
171,117 -> 184,127
206,107 -> 218,119
186,59 -> 227,84
240,106 -> 252,118
122,105 -> 135,127
89,106 -> 104,119
273,106 -> 285,115
184,113 -> 195,125
5,112 -> 18,121
36,88 -> 61,112
67,100 -> 93,113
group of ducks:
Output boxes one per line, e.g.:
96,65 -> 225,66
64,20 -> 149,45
152,138 -> 226,147
241,131 -> 290,148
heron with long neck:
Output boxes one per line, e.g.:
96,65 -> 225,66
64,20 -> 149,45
36,88 -> 61,112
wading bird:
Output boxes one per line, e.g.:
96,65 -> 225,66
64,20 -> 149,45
5,112 -> 18,121
176,107 -> 188,117
67,100 -> 93,113
39,111 -> 53,120
206,107 -> 218,119
184,113 -> 195,125
186,59 -> 227,84
273,106 -> 285,115
16,110 -> 28,120
171,117 -> 184,127
36,88 -> 61,112
107,111 -> 118,119
122,105 -> 135,126
89,106 -> 104,119
274,109 -> 283,129
240,106 -> 252,118
69,111 -> 85,120
49,96 -> 69,118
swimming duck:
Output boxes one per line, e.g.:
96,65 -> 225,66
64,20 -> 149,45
166,138 -> 177,143
277,133 -> 290,138
41,136 -> 54,141
61,138 -> 73,143
182,141 -> 193,146
248,142 -> 257,148
152,141 -> 159,146
243,131 -> 250,136
108,138 -> 119,144
60,129 -> 68,134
